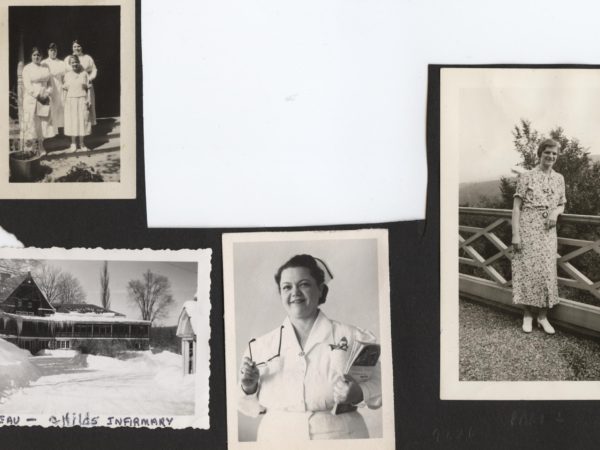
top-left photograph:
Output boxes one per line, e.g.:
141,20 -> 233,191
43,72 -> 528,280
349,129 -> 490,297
1,0 -> 136,199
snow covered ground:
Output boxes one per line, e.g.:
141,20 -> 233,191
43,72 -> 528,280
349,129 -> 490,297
0,340 -> 194,417
0,338 -> 41,398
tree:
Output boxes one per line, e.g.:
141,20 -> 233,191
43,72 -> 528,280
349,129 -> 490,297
100,261 -> 111,310
500,119 -> 600,215
32,264 -> 86,305
127,270 -> 174,324
56,273 -> 86,304
35,264 -> 63,304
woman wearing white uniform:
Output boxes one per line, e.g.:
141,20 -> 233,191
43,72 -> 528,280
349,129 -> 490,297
41,43 -> 66,132
62,55 -> 91,152
239,254 -> 382,441
64,40 -> 97,125
22,47 -> 56,153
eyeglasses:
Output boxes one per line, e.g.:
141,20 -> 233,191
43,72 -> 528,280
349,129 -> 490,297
248,325 -> 284,367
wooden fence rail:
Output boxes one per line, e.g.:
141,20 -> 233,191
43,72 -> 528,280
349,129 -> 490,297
459,207 -> 600,337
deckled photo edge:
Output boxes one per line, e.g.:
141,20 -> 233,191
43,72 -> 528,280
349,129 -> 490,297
0,245 -> 211,428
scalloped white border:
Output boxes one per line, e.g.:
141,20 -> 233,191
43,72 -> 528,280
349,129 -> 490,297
0,246 -> 211,429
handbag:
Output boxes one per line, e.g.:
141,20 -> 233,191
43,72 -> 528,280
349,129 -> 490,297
36,98 -> 50,117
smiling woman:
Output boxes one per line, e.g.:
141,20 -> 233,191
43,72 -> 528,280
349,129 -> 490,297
237,253 -> 382,442
511,138 -> 567,334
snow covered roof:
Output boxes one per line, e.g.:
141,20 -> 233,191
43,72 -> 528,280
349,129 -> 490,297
0,311 -> 150,325
55,303 -> 125,316
176,300 -> 199,337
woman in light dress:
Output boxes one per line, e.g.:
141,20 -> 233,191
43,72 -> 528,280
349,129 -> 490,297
62,55 -> 91,152
22,47 -> 56,154
41,43 -> 66,133
512,139 -> 566,335
239,254 -> 382,441
64,40 -> 97,126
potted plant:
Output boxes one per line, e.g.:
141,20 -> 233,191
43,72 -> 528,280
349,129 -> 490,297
9,137 -> 42,182
9,87 -> 43,182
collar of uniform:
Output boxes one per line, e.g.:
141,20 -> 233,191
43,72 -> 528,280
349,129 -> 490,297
281,310 -> 333,356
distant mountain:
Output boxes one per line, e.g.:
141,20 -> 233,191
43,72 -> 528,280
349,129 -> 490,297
459,179 -> 506,206
460,154 -> 600,207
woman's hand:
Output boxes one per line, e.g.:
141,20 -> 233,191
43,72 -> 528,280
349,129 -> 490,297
333,374 -> 363,405
512,237 -> 522,253
546,214 -> 558,230
240,356 -> 260,395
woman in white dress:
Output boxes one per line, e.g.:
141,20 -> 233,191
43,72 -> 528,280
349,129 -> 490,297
22,47 -> 56,154
64,40 -> 97,126
41,43 -> 66,133
238,254 -> 382,441
62,55 -> 91,152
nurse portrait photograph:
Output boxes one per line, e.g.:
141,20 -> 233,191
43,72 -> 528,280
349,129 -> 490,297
222,229 -> 396,450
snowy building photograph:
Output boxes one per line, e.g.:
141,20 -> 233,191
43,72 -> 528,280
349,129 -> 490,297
0,248 -> 211,429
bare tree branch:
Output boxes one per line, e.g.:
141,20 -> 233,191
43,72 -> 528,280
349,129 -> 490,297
127,270 -> 174,324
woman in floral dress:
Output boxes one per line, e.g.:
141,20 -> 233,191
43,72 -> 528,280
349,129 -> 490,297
512,139 -> 566,334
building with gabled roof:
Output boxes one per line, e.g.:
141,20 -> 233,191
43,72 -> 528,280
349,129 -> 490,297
176,300 -> 199,374
0,273 -> 150,354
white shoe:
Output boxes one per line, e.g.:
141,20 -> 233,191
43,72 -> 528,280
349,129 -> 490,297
537,318 -> 555,335
69,144 -> 77,152
522,315 -> 533,333
81,146 -> 90,152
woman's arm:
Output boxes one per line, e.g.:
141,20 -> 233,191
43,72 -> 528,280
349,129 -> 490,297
238,353 -> 265,417
23,66 -> 38,98
547,204 -> 564,230
87,56 -> 97,81
512,197 -> 522,251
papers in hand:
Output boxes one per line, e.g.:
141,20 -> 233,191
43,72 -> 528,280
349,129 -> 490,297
331,341 -> 380,415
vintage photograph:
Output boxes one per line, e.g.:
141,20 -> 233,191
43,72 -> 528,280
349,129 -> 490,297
0,0 -> 136,198
0,247 -> 211,428
223,230 -> 395,449
441,68 -> 600,399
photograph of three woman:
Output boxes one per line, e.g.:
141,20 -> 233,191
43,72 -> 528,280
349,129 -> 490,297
4,4 -> 133,193
23,40 -> 97,153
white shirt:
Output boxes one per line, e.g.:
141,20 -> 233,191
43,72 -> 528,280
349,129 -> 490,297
238,311 -> 382,424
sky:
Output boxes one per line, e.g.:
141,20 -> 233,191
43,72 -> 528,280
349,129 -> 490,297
32,260 -> 198,326
458,79 -> 600,183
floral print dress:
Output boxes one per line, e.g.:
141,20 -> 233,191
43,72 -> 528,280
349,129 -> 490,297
512,167 -> 566,308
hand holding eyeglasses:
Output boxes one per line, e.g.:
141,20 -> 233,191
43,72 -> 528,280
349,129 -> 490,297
332,374 -> 363,405
240,356 -> 260,395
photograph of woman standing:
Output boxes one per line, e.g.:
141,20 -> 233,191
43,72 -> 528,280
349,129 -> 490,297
511,138 -> 567,334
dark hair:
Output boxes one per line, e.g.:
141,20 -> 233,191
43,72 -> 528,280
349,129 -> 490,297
72,39 -> 81,46
48,43 -> 57,50
31,47 -> 41,56
274,254 -> 329,304
537,138 -> 559,158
